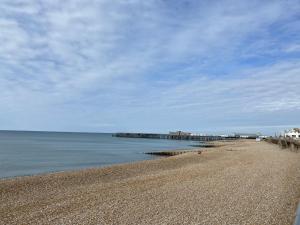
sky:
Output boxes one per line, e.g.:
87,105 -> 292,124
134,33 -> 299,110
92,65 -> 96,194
0,0 -> 300,135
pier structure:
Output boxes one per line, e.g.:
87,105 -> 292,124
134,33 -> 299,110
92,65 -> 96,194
112,133 -> 168,139
113,131 -> 226,141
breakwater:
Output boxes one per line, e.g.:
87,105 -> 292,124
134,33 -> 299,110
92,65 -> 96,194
266,137 -> 300,152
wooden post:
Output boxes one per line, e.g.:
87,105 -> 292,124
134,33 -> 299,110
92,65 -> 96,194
291,143 -> 295,152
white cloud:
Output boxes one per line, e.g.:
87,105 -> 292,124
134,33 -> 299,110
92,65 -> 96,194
0,0 -> 299,132
284,44 -> 300,53
148,61 -> 300,112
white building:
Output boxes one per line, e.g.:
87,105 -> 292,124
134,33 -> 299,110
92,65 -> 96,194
284,128 -> 300,139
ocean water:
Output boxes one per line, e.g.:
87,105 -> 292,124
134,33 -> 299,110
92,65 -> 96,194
0,131 -> 198,179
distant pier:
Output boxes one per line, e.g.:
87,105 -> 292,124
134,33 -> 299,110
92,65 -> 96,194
113,133 -> 168,139
113,131 -> 226,141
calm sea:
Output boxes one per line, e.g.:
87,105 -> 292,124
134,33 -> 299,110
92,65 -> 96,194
0,130 -> 197,179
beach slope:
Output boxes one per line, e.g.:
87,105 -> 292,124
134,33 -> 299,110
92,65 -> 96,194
1,140 -> 300,225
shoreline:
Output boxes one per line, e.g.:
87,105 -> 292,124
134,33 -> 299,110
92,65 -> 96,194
0,145 -> 205,182
0,130 -> 202,180
1,139 -> 300,225
0,146 -> 202,181
0,139 -> 224,181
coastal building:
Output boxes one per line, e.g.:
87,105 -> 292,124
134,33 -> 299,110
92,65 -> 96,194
169,131 -> 192,136
168,131 -> 192,140
284,128 -> 300,139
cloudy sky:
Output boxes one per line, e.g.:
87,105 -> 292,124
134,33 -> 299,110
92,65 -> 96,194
1,0 -> 300,134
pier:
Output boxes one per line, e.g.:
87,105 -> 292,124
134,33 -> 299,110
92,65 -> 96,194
113,133 -> 168,139
113,131 -> 227,141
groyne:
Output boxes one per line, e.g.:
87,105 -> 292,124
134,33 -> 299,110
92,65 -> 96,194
266,137 -> 300,152
145,150 -> 199,156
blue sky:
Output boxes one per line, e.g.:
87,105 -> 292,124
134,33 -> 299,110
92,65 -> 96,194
1,0 -> 300,134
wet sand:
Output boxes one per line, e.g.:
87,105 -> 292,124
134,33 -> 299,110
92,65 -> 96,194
1,140 -> 300,225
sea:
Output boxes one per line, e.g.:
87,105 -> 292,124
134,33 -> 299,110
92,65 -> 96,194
0,130 -> 198,179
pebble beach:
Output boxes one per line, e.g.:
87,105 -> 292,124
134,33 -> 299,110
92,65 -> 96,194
1,139 -> 300,225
